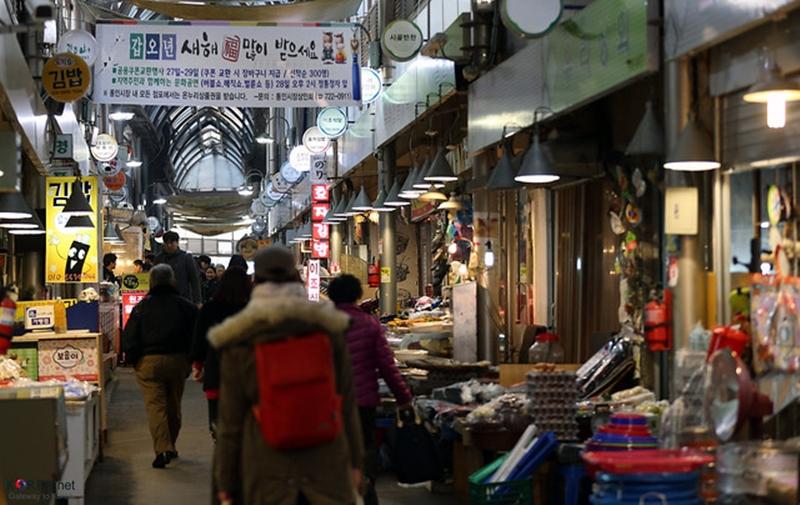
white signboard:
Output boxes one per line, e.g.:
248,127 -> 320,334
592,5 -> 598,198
53,134 -> 74,160
25,305 -> 55,331
94,20 -> 361,108
361,67 -> 382,104
307,259 -> 321,301
309,154 -> 329,184
289,145 -> 312,172
91,134 -> 118,162
302,126 -> 332,154
57,29 -> 98,66
381,20 -> 423,62
317,107 -> 348,138
501,0 -> 562,38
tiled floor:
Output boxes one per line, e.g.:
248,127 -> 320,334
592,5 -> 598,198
85,368 -> 460,505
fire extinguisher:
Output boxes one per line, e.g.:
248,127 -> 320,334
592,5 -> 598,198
0,292 -> 17,355
368,259 -> 380,288
644,289 -> 672,351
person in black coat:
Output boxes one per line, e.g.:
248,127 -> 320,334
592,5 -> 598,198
122,264 -> 198,468
190,264 -> 252,438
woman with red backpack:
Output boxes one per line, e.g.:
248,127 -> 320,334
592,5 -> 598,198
210,246 -> 364,505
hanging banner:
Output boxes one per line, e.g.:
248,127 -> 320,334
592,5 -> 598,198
46,177 -> 100,284
94,20 -> 361,108
307,259 -> 321,302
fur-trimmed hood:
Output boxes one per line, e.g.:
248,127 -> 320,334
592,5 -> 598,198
207,282 -> 350,349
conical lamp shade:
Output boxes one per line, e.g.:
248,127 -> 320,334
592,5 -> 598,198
372,188 -> 394,212
515,133 -> 559,184
438,194 -> 463,210
103,219 -> 124,243
352,187 -> 373,212
413,159 -> 433,190
400,167 -> 420,198
385,179 -> 409,207
487,148 -> 521,191
343,193 -> 360,216
425,147 -> 458,182
419,190 -> 447,202
336,194 -> 355,217
626,101 -> 665,157
0,212 -> 43,229
65,215 -> 94,230
663,117 -> 720,171
0,192 -> 34,219
63,179 -> 94,217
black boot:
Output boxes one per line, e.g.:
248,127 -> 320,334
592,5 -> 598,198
152,453 -> 170,469
166,450 -> 178,461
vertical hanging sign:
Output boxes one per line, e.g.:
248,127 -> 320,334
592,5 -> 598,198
45,177 -> 100,283
310,154 -> 330,259
307,259 -> 321,301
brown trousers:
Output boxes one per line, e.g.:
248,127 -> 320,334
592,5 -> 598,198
135,354 -> 189,454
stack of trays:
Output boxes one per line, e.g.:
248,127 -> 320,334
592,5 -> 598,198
586,413 -> 658,451
526,369 -> 579,441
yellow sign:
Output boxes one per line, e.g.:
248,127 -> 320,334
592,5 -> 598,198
46,177 -> 99,283
121,273 -> 150,292
42,52 -> 91,103
381,267 -> 392,284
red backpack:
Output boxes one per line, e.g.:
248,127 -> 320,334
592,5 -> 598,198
252,332 -> 343,449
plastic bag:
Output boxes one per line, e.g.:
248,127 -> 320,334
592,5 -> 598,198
751,274 -> 800,373
391,409 -> 443,484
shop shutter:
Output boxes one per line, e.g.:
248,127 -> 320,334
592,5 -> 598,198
721,89 -> 800,169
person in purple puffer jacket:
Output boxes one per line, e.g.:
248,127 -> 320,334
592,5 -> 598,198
328,274 -> 412,505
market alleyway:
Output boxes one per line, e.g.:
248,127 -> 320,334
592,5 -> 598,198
85,368 -> 458,505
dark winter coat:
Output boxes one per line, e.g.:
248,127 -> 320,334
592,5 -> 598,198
122,285 -> 198,364
154,249 -> 201,304
191,299 -> 246,394
209,282 -> 364,505
336,304 -> 412,408
201,279 -> 219,304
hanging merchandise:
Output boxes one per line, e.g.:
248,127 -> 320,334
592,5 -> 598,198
751,274 -> 800,373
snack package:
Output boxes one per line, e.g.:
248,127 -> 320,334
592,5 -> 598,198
751,274 -> 800,373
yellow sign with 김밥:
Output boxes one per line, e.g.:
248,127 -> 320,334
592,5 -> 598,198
45,177 -> 99,283
42,52 -> 91,103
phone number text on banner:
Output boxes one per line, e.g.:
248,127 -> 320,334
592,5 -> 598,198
94,21 -> 361,108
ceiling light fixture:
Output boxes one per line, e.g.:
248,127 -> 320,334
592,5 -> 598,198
256,133 -> 274,145
372,188 -> 394,212
743,49 -> 800,129
487,147 -> 521,191
351,187 -> 374,212
0,212 -> 43,230
438,193 -> 463,210
626,100 -> 665,157
515,132 -> 559,184
385,179 -> 410,207
412,159 -> 433,190
9,228 -> 45,235
153,197 -> 167,205
0,192 -> 35,220
663,115 -> 720,171
62,179 -> 94,217
126,160 -> 143,168
419,189 -> 448,202
109,111 -> 135,121
238,185 -> 254,197
424,147 -> 458,182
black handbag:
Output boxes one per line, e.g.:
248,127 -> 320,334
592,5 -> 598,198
391,409 -> 443,484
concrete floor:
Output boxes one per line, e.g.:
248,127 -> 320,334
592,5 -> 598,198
85,368 -> 460,505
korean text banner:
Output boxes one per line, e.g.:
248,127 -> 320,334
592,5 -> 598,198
93,20 -> 361,108
46,177 -> 100,284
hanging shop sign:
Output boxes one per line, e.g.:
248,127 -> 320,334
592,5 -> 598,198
279,160 -> 303,185
309,154 -> 329,184
317,107 -> 348,138
103,172 -> 126,192
289,145 -> 312,172
52,134 -> 74,160
46,177 -> 100,284
42,53 -> 91,103
307,259 -> 321,301
310,162 -> 329,260
264,182 -> 285,202
121,273 -> 149,328
312,184 -> 330,202
91,134 -> 118,162
501,0 -> 562,38
93,20 -> 361,108
271,171 -> 293,194
361,67 -> 382,104
302,126 -> 332,154
56,29 -> 98,66
250,199 -> 268,216
381,20 -> 423,62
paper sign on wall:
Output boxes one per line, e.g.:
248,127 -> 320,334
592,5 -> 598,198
664,187 -> 698,235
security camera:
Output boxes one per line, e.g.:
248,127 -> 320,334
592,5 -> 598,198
24,0 -> 55,22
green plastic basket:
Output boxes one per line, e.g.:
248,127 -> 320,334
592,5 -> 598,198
468,478 -> 532,505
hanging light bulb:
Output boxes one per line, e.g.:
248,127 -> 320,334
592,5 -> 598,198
448,242 -> 458,255
484,241 -> 495,269
767,95 -> 787,128
743,49 -> 800,130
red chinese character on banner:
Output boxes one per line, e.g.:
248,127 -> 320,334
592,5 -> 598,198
311,203 -> 330,222
223,36 -> 241,62
312,184 -> 330,203
313,223 -> 330,240
312,240 -> 330,258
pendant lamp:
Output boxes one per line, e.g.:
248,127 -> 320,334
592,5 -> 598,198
626,100 -> 665,157
62,179 -> 94,217
0,212 -> 43,229
351,187 -> 374,212
419,189 -> 448,202
385,179 -> 409,207
343,193 -> 361,217
0,192 -> 34,219
515,133 -> 559,184
400,167 -> 421,199
9,228 -> 45,235
743,51 -> 800,129
301,222 -> 312,238
438,193 -> 463,210
663,115 -> 720,171
487,147 -> 522,191
336,194 -> 356,217
372,188 -> 394,212
324,199 -> 345,223
103,218 -> 125,244
424,147 -> 458,182
65,215 -> 95,230
412,159 -> 433,190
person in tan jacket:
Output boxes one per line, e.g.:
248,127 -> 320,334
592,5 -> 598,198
209,246 -> 364,505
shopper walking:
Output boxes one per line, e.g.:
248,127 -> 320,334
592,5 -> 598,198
202,266 -> 220,304
328,274 -> 413,505
191,266 -> 251,438
122,264 -> 198,469
102,253 -> 118,284
155,231 -> 202,305
209,246 -> 364,505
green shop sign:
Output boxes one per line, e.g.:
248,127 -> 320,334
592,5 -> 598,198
546,0 -> 654,112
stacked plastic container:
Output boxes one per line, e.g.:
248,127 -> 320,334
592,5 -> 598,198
586,413 -> 658,451
526,369 -> 579,441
